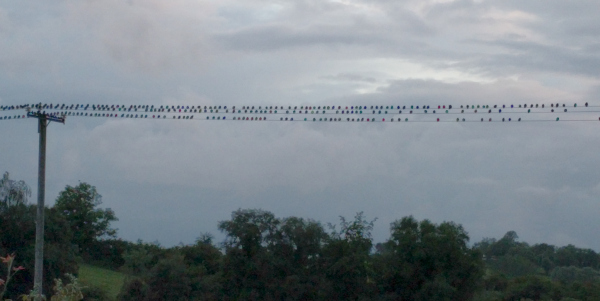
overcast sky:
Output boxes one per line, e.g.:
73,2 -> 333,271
1,0 -> 600,250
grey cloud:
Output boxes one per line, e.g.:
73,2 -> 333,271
63,1 -> 216,73
462,39 -> 600,78
320,73 -> 378,83
2,0 -> 600,252
0,8 -> 9,33
213,0 -> 435,54
326,78 -> 584,108
214,24 -> 385,51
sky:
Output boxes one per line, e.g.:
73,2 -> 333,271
1,0 -> 600,250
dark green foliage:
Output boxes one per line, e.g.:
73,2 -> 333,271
218,209 -> 284,300
218,209 -> 280,257
54,183 -> 118,255
118,239 -> 223,301
81,284 -> 110,301
551,266 -> 600,284
321,212 -> 377,300
176,239 -> 223,300
145,254 -> 192,301
268,217 -> 328,300
503,275 -> 557,301
112,210 -> 553,301
0,204 -> 78,299
375,216 -> 484,301
487,255 -> 542,278
474,232 -> 600,300
530,243 -> 557,273
83,239 -> 130,270
117,277 -> 147,301
562,281 -> 600,300
120,241 -> 163,276
555,245 -> 599,269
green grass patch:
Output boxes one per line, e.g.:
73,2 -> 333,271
78,263 -> 126,300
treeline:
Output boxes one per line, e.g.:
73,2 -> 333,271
110,212 -> 600,301
2,176 -> 600,300
475,232 -> 600,300
114,210 -> 481,300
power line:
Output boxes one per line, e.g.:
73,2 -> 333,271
2,102 -> 600,123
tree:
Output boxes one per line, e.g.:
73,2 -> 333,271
145,254 -> 192,301
219,209 -> 279,257
54,183 -> 118,254
218,209 -> 280,299
488,231 -> 520,257
503,275 -> 557,301
0,172 -> 31,209
177,238 -> 223,300
375,216 -> 483,301
555,245 -> 600,269
218,209 -> 330,300
266,217 -> 328,300
321,212 -> 378,300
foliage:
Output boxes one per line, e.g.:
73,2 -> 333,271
503,275 -> 557,301
0,205 -> 78,299
321,212 -> 377,300
218,209 -> 280,299
144,254 -> 192,301
474,232 -> 600,300
0,253 -> 26,300
218,209 -> 279,257
79,285 -> 109,301
0,172 -> 31,209
78,264 -> 124,300
49,274 -> 83,301
375,216 -> 484,301
551,266 -> 600,284
555,245 -> 599,269
82,239 -> 130,270
487,255 -> 543,278
119,241 -> 163,276
117,239 -> 222,301
54,183 -> 117,255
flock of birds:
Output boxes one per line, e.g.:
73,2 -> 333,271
0,102 -> 598,123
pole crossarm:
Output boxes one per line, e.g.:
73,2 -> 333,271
27,111 -> 65,124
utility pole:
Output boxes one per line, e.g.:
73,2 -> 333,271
27,109 -> 64,299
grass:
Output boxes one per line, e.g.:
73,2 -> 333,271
78,263 -> 126,300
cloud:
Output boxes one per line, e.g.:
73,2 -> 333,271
215,24 -> 384,51
0,7 -> 9,34
321,73 -> 378,83
64,0 -> 218,72
2,0 -> 600,251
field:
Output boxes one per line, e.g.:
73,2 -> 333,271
78,264 -> 126,300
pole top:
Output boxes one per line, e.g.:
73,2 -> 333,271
27,112 -> 66,124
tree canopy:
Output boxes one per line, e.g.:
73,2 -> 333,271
53,182 -> 118,254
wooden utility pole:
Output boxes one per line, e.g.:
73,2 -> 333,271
27,110 -> 64,299
34,114 -> 46,298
